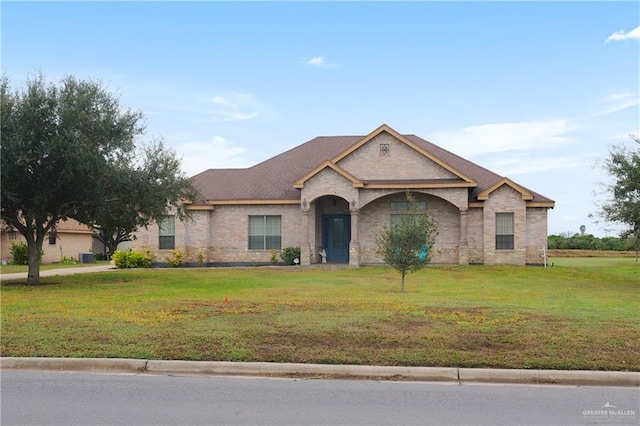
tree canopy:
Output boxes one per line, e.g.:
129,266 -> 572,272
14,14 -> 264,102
80,140 -> 196,256
375,193 -> 439,292
597,136 -> 640,257
1,73 -> 195,283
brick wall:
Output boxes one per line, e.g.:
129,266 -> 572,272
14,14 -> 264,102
359,192 -> 461,264
481,185 -> 527,264
134,205 -> 301,264
337,133 -> 458,180
467,208 -> 485,263
526,207 -> 549,264
132,188 -> 550,267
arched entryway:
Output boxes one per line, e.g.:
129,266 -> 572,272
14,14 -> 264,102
311,195 -> 354,264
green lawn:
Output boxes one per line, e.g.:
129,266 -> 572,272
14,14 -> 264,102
1,262 -> 638,371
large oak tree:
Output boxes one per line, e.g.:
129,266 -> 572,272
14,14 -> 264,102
1,74 -> 195,284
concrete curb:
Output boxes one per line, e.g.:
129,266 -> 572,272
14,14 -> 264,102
2,357 -> 638,387
458,368 -> 640,387
1,357 -> 147,373
145,360 -> 459,382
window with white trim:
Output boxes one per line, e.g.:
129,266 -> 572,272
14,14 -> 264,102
248,215 -> 281,250
159,216 -> 175,250
496,213 -> 514,250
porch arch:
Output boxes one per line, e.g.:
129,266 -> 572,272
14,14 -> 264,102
357,190 -> 468,265
300,194 -> 361,265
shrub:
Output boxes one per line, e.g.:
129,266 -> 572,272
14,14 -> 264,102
60,256 -> 78,265
112,249 -> 155,269
9,242 -> 43,265
270,249 -> 278,265
94,253 -> 107,261
280,247 -> 301,265
167,249 -> 183,267
197,250 -> 206,267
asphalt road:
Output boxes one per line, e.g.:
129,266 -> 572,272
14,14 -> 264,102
2,371 -> 638,425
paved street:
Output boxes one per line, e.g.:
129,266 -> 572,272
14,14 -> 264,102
2,371 -> 638,425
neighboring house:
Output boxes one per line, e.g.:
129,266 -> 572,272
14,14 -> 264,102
1,218 -> 95,264
132,124 -> 555,266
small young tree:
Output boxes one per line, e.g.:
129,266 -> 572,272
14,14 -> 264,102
376,193 -> 438,292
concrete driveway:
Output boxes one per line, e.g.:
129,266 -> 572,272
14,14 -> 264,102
0,264 -> 117,281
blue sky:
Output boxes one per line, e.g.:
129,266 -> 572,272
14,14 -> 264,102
2,1 -> 638,237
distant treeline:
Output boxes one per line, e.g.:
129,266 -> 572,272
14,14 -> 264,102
548,234 -> 638,251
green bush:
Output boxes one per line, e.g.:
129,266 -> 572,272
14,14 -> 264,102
280,247 -> 301,265
167,249 -> 183,267
548,234 -> 638,251
94,253 -> 107,261
112,249 -> 155,269
60,256 -> 78,265
9,242 -> 43,265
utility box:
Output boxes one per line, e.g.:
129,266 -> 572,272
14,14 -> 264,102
78,253 -> 95,264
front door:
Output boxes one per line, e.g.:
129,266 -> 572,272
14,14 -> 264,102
322,215 -> 351,263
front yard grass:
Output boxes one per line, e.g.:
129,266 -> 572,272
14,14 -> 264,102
1,262 -> 638,371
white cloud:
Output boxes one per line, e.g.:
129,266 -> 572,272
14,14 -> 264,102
430,118 -> 576,158
488,154 -> 587,176
211,96 -> 236,108
207,93 -> 262,122
605,26 -> 640,42
176,136 -> 250,176
591,92 -> 639,116
304,55 -> 338,68
307,56 -> 326,66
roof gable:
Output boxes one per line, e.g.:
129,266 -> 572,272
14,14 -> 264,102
332,124 -> 476,185
477,177 -> 533,201
294,161 -> 363,189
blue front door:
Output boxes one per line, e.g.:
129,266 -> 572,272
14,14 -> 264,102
322,215 -> 351,263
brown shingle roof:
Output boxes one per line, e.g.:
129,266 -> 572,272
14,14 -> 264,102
190,129 -> 554,205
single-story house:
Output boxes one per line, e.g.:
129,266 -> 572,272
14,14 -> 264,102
132,124 -> 555,266
1,218 -> 96,264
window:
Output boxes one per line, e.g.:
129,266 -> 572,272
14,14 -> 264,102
390,201 -> 427,226
248,215 -> 281,250
8,230 -> 17,241
496,213 -> 514,250
159,216 -> 175,250
48,231 -> 57,245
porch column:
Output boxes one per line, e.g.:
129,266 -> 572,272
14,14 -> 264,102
459,209 -> 469,265
349,209 -> 360,267
300,209 -> 311,266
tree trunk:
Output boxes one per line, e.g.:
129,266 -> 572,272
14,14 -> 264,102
27,239 -> 43,285
400,272 -> 405,293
